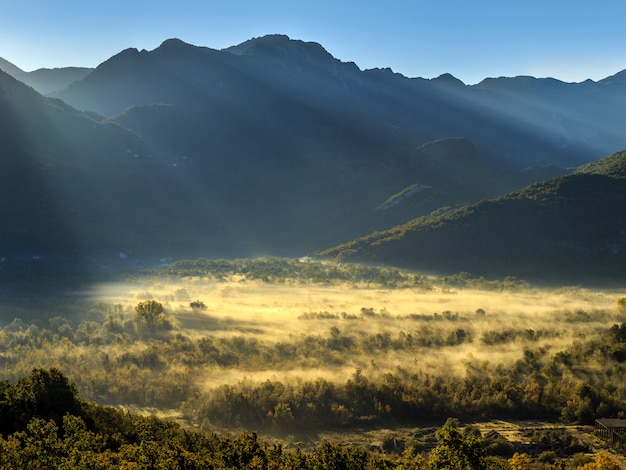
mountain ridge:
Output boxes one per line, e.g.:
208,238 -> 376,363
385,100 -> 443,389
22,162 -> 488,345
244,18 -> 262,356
52,35 -> 626,169
0,57 -> 92,95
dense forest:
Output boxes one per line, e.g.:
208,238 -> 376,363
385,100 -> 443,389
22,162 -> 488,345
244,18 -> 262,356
0,368 -> 623,469
1,258 -> 626,467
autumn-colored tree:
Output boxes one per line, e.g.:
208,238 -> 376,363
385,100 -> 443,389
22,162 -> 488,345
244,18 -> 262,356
509,452 -> 531,470
577,451 -> 621,470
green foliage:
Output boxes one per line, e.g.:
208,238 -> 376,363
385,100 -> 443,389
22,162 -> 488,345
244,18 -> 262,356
429,422 -> 488,470
134,257 -> 433,289
576,150 -> 626,179
0,368 -> 80,436
508,452 -> 531,470
0,369 -> 613,469
312,441 -> 369,470
133,300 -> 170,335
0,369 -> 399,469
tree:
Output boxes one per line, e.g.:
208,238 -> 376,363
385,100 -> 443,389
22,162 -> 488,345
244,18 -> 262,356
429,421 -> 488,470
134,300 -> 169,335
189,300 -> 207,311
270,403 -> 295,430
5,368 -> 81,433
509,452 -> 531,470
577,451 -> 621,470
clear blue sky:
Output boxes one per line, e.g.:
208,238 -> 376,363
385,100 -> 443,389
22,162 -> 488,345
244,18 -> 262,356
1,0 -> 625,85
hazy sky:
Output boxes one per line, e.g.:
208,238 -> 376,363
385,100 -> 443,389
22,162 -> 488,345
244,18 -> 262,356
1,0 -> 625,85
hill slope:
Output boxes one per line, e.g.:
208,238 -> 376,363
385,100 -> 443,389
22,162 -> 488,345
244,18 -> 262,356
0,70 -> 219,269
317,150 -> 626,284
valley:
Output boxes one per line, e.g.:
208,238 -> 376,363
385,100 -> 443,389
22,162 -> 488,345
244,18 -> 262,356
1,30 -> 626,468
1,258 -> 626,467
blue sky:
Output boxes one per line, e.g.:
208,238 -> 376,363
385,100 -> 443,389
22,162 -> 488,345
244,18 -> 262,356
1,0 -> 625,85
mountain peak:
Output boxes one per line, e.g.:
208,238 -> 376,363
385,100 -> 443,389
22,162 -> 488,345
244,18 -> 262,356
224,34 -> 292,55
158,38 -> 193,50
224,34 -> 334,63
431,73 -> 465,87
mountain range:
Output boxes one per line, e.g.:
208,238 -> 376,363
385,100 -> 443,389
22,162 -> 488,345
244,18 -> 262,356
1,34 -> 625,283
47,36 -> 626,170
0,57 -> 92,95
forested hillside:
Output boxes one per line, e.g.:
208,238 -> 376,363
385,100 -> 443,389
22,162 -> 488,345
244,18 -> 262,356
317,151 -> 626,283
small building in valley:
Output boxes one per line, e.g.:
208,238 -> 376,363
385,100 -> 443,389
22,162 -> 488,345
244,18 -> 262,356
595,419 -> 626,447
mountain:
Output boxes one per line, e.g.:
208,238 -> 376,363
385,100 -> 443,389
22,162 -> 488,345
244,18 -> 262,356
468,74 -> 626,167
54,35 -> 626,169
370,137 -> 568,229
0,57 -> 24,76
316,150 -> 626,284
0,69 -> 223,273
2,36 -> 625,281
0,57 -> 92,94
0,68 -> 566,276
17,67 -> 93,95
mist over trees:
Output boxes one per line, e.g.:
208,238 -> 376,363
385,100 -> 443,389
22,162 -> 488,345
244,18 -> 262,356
0,258 -> 625,467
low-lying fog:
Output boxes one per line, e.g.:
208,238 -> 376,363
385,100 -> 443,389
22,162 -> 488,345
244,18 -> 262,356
87,277 -> 624,387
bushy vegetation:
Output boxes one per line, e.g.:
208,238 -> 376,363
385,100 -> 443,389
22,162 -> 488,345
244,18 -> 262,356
0,369 -> 381,469
133,257 -> 435,289
0,372 -> 621,469
2,296 -> 624,428
1,258 -> 626,467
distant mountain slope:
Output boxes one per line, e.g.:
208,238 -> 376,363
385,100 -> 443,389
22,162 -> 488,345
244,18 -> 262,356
0,56 -> 92,95
0,70 -> 191,263
0,57 -> 24,76
2,66 -> 304,268
0,65 -> 566,274
54,35 -> 626,169
371,137 -> 569,229
468,74 -> 626,167
316,150 -> 626,284
18,67 -> 93,95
